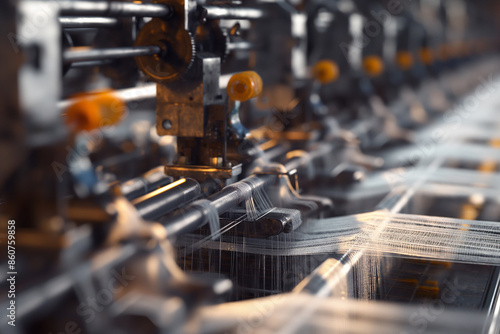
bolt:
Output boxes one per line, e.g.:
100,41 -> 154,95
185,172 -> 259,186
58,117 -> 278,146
162,119 -> 172,130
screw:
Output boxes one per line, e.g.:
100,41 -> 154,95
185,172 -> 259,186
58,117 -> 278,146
162,119 -> 172,130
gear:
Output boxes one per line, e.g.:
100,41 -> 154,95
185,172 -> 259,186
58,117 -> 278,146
195,21 -> 230,63
134,19 -> 196,82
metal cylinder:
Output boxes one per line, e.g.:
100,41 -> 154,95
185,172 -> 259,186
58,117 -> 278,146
69,59 -> 112,68
58,1 -> 171,17
227,41 -> 255,51
63,46 -> 161,63
133,178 -> 201,221
120,167 -> 173,200
292,258 -> 349,298
161,175 -> 270,237
57,83 -> 156,110
60,17 -> 118,28
202,6 -> 264,20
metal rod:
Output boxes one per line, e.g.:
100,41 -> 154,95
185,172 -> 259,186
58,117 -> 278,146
227,41 -> 255,51
69,59 -> 113,68
63,46 -> 161,63
120,167 -> 173,200
202,6 -> 265,20
115,83 -> 157,101
58,83 -> 156,110
58,1 -> 171,17
60,16 -> 118,28
160,175 -> 270,238
133,178 -> 201,221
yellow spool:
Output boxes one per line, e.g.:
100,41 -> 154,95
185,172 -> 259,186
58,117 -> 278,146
65,90 -> 126,132
362,55 -> 384,77
227,71 -> 263,101
312,60 -> 339,84
396,51 -> 413,70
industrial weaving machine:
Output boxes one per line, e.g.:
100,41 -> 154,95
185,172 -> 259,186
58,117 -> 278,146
1,0 -> 500,333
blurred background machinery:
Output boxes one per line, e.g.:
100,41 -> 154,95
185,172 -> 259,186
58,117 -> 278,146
1,0 -> 500,333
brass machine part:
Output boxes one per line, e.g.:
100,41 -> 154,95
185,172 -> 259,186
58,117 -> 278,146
134,0 -> 195,82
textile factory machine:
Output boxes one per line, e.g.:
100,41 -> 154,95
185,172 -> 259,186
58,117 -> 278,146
2,0 -> 500,333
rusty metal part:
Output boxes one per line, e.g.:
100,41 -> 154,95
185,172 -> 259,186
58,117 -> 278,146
195,20 -> 230,63
156,56 -> 223,137
134,1 -> 196,82
164,164 -> 242,183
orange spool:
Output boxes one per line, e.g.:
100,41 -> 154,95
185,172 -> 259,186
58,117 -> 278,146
312,60 -> 339,84
65,90 -> 126,133
396,51 -> 414,70
362,55 -> 384,77
227,71 -> 263,101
